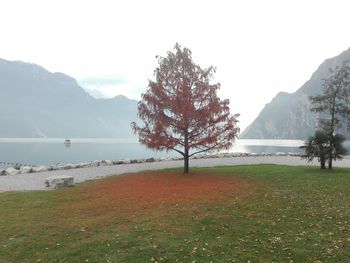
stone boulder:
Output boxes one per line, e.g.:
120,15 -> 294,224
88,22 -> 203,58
90,160 -> 101,167
101,160 -> 112,165
78,163 -> 90,168
32,166 -> 48,173
45,176 -> 74,189
19,166 -> 33,174
276,152 -> 287,156
56,163 -> 79,170
6,167 -> 20,176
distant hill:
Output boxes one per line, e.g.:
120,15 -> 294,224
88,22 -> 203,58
241,47 -> 350,139
83,88 -> 107,99
0,58 -> 138,138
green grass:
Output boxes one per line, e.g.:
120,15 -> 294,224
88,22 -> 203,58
1,165 -> 350,262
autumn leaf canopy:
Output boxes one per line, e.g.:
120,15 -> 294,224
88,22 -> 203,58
132,43 -> 239,158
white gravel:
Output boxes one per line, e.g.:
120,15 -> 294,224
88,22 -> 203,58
1,156 -> 350,192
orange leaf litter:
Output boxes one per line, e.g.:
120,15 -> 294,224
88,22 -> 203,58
81,172 -> 254,213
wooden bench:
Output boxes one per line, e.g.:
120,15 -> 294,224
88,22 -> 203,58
45,176 -> 74,189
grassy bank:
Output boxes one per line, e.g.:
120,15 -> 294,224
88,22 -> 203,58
1,165 -> 350,262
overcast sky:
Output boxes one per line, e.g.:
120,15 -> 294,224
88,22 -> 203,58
1,0 -> 350,130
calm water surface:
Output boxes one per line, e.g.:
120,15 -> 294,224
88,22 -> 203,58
0,138 -> 348,169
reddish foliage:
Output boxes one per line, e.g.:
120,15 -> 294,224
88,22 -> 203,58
132,44 -> 239,173
82,172 -> 253,214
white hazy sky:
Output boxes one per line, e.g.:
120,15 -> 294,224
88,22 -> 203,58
1,0 -> 350,131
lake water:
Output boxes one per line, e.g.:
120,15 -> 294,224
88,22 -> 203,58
0,138 -> 349,169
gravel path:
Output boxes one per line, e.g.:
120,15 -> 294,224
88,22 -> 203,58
1,156 -> 350,192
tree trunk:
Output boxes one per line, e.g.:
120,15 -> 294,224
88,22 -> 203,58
328,158 -> 333,169
184,153 -> 189,174
328,100 -> 335,170
184,128 -> 189,174
320,157 -> 326,169
328,135 -> 334,169
328,134 -> 333,169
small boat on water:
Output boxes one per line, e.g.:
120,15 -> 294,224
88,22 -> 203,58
64,139 -> 71,145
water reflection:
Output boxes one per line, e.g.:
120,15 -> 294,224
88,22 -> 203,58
232,139 -> 305,154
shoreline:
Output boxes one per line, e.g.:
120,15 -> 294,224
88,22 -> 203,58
1,151 -> 304,176
1,155 -> 350,192
1,151 -> 350,176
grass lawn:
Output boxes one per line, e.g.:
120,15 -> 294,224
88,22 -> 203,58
1,165 -> 350,262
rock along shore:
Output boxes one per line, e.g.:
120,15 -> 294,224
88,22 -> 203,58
0,152 -> 301,176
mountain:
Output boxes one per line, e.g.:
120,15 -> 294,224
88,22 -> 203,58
0,58 -> 138,138
84,88 -> 106,99
241,47 -> 350,139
